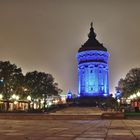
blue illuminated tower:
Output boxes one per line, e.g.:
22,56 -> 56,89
77,23 -> 109,97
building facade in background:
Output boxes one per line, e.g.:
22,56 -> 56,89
77,23 -> 109,97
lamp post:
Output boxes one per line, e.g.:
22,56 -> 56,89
0,94 -> 3,111
137,92 -> 140,97
11,94 -> 20,110
0,94 -> 3,100
27,95 -> 31,110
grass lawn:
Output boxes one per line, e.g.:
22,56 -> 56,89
125,112 -> 140,117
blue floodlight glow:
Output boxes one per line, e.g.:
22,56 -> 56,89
115,90 -> 121,99
77,23 -> 110,97
77,50 -> 109,97
67,90 -> 72,99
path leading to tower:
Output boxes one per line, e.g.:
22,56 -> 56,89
0,119 -> 139,140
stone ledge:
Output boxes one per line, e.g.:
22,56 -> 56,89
101,112 -> 124,119
0,113 -> 101,120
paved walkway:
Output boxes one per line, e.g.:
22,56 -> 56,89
0,120 -> 139,140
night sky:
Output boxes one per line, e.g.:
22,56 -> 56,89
0,0 -> 140,95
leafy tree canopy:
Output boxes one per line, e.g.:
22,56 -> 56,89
0,61 -> 62,100
25,71 -> 61,99
116,68 -> 140,97
0,61 -> 24,100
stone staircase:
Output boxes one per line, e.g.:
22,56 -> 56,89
0,107 -> 124,120
49,106 -> 105,115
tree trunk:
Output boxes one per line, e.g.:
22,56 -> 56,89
43,100 -> 46,110
28,101 -> 31,111
6,100 -> 10,111
38,99 -> 41,109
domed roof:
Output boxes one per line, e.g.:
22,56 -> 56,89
78,23 -> 107,52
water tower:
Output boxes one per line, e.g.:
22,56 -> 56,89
77,23 -> 109,97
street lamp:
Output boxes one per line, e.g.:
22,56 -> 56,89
41,100 -> 44,104
11,94 -> 20,100
27,95 -> 31,110
24,88 -> 28,92
11,94 -> 19,110
0,94 -> 3,100
133,94 -> 137,99
12,94 -> 16,99
137,92 -> 140,97
27,95 -> 31,101
129,95 -> 134,100
48,101 -> 52,106
117,99 -> 120,103
14,101 -> 18,105
15,95 -> 19,100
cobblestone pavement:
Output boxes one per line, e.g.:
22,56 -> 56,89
0,120 -> 139,140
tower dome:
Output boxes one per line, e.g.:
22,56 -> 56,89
78,22 -> 107,52
77,23 -> 109,97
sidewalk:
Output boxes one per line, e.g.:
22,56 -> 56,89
0,120 -> 139,140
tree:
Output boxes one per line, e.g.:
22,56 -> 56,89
0,61 -> 24,110
24,71 -> 62,109
117,68 -> 140,97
